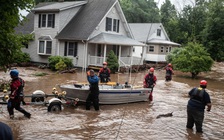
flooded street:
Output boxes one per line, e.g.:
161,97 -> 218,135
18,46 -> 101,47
0,69 -> 224,140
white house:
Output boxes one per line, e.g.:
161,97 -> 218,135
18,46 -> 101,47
15,0 -> 144,70
129,23 -> 180,63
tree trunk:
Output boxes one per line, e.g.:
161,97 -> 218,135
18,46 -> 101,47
191,72 -> 199,78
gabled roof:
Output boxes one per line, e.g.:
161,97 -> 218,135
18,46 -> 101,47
89,33 -> 145,46
128,23 -> 170,42
32,1 -> 87,13
15,12 -> 34,34
56,0 -> 117,40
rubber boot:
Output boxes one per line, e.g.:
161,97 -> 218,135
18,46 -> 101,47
149,92 -> 153,101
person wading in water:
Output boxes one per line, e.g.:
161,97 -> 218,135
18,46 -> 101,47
165,63 -> 174,82
98,62 -> 111,83
186,80 -> 212,133
143,67 -> 157,101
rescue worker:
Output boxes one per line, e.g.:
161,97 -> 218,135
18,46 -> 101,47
165,63 -> 174,82
86,70 -> 100,111
0,122 -> 13,140
143,67 -> 157,101
7,69 -> 31,119
186,80 -> 212,133
98,62 -> 111,83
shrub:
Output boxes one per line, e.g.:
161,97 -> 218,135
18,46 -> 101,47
48,56 -> 73,71
107,50 -> 119,73
14,52 -> 31,64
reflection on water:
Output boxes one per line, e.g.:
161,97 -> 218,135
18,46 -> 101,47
0,70 -> 224,140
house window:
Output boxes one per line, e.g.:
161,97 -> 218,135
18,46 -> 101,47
64,42 -> 78,57
160,46 -> 164,53
106,17 -> 119,32
169,47 -> 172,52
157,29 -> 161,36
38,40 -> 52,55
148,46 -> 154,52
38,14 -> 55,28
166,47 -> 169,53
113,19 -> 120,32
106,17 -> 112,31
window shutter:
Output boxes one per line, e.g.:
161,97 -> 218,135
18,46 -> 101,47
117,20 -> 120,33
106,17 -> 109,31
38,14 -> 41,28
64,42 -> 67,56
52,14 -> 55,28
74,42 -> 78,57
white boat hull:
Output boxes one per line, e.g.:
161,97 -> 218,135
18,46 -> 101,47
60,84 -> 152,104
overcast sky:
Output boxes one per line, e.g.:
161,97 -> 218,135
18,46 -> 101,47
156,0 -> 195,10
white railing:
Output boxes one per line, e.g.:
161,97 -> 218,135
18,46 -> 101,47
88,55 -> 104,66
120,56 -> 142,66
88,55 -> 143,67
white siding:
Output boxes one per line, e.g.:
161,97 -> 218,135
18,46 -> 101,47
148,27 -> 167,40
58,41 -> 86,67
132,46 -> 143,58
89,6 -> 128,39
145,54 -> 166,62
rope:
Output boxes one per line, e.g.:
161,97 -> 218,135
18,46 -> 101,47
115,24 -> 153,139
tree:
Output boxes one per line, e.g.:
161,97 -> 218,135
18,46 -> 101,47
160,0 -> 179,42
166,42 -> 213,78
203,0 -> 224,61
107,50 -> 119,73
119,0 -> 160,23
0,0 -> 34,71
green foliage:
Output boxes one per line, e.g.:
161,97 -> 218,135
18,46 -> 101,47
107,50 -> 119,73
55,59 -> 67,71
0,0 -> 34,71
202,0 -> 224,61
166,42 -> 213,78
48,56 -> 73,71
119,0 -> 160,23
14,53 -> 31,64
33,72 -> 48,76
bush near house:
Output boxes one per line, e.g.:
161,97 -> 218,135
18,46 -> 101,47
48,56 -> 73,71
14,52 -> 31,65
107,50 -> 119,73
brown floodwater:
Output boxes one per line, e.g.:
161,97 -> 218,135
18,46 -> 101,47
0,69 -> 224,140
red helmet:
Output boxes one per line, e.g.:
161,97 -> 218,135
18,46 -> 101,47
103,62 -> 107,65
149,67 -> 154,72
200,80 -> 207,86
168,63 -> 172,67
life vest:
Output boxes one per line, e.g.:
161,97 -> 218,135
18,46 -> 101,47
99,68 -> 110,82
166,67 -> 172,76
145,74 -> 155,87
190,87 -> 205,104
99,68 -> 110,78
16,78 -> 25,99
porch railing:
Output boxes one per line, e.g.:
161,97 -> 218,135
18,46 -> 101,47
88,55 -> 104,66
88,55 -> 143,67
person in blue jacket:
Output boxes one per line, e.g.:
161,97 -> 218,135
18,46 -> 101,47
86,69 -> 100,111
0,122 -> 13,140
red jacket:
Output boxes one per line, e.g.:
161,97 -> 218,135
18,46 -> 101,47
10,77 -> 24,99
143,74 -> 157,88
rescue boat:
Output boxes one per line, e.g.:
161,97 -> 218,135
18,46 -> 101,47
60,82 -> 152,104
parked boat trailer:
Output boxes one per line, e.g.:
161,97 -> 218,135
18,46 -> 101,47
0,88 -> 79,112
